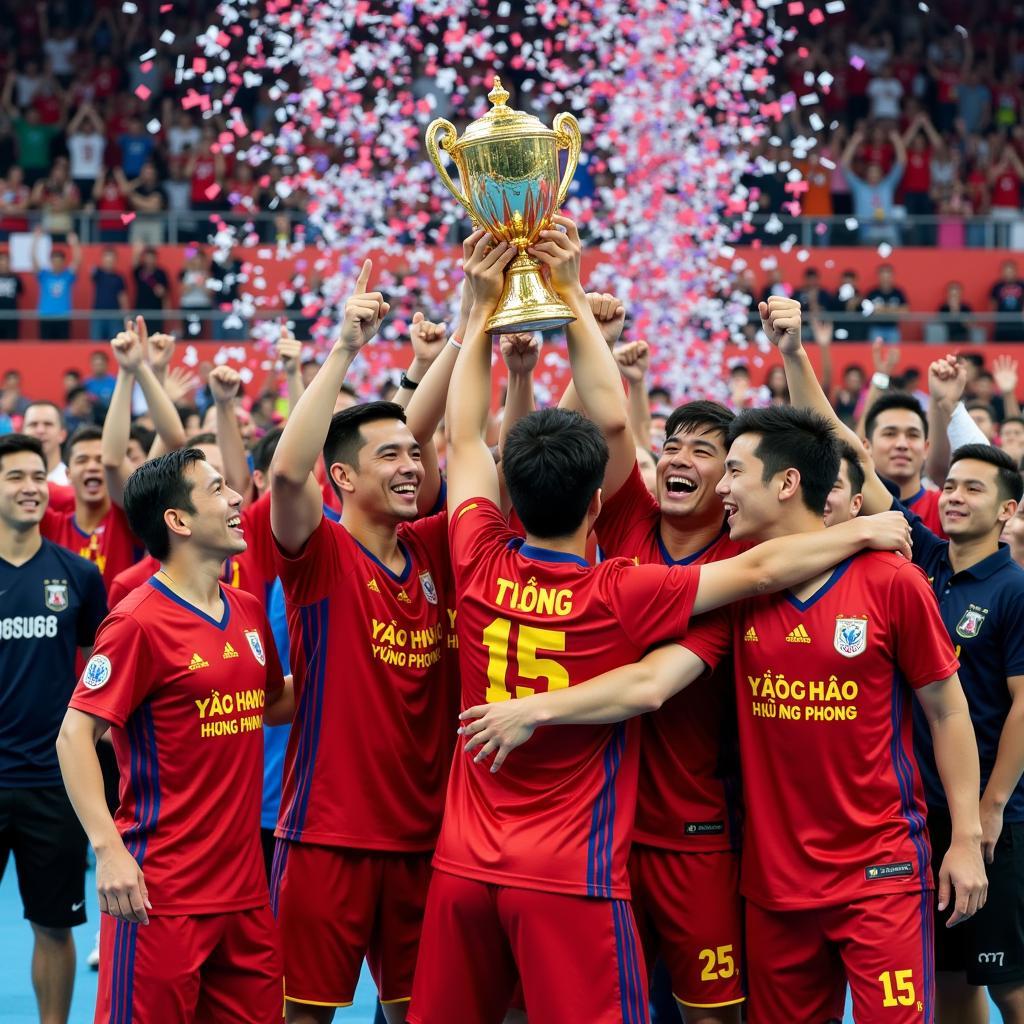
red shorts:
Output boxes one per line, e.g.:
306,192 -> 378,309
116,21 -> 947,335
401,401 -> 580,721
629,845 -> 745,1011
407,870 -> 649,1024
746,890 -> 934,1024
271,840 -> 431,1008
94,905 -> 281,1024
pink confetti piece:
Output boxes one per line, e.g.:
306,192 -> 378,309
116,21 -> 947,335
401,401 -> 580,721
120,213 -> 136,225
134,85 -> 151,101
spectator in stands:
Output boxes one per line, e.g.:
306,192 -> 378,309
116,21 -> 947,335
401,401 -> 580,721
31,228 -> 80,341
990,259 -> 1024,342
92,168 -> 130,243
125,161 -> 165,244
866,263 -> 909,343
765,365 -> 790,406
794,267 -> 834,316
1,369 -> 30,419
834,362 -> 866,426
867,61 -> 904,121
935,281 -> 974,343
187,126 -> 227,211
4,86 -> 62,186
900,112 -> 945,244
117,116 -> 155,181
179,246 -> 214,338
957,63 -> 992,135
758,266 -> 791,303
30,156 -> 80,240
0,165 -> 31,238
836,268 -> 868,340
840,125 -> 907,245
988,137 -> 1024,247
65,102 -> 107,199
0,250 -> 23,341
84,350 -> 116,421
132,244 -> 168,333
1000,416 -> 1024,464
90,248 -> 127,341
63,386 -> 94,434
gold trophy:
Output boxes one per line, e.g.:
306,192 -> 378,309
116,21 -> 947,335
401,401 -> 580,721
426,76 -> 582,334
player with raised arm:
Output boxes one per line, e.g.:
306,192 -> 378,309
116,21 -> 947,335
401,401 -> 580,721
56,447 -> 290,1023
406,222 -> 914,1024
268,258 -> 458,1024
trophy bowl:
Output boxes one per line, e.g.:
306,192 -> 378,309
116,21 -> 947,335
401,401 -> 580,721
426,77 -> 582,334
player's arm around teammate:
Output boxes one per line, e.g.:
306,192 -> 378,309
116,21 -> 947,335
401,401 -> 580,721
270,258 -> 390,554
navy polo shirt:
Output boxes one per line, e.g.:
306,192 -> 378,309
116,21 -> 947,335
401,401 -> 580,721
894,498 -> 1024,820
0,539 -> 107,786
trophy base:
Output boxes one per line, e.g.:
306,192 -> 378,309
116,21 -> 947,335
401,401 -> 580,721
485,254 -> 577,335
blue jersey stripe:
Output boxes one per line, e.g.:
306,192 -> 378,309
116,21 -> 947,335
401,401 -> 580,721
612,899 -> 645,1024
588,725 -> 623,897
282,599 -> 328,839
270,837 -> 290,918
601,726 -> 625,896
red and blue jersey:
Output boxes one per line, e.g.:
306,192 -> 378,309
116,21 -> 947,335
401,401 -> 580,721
596,463 -> 747,852
68,580 -> 284,915
41,501 -> 143,593
273,511 -> 457,851
435,497 -> 702,899
683,551 -> 958,912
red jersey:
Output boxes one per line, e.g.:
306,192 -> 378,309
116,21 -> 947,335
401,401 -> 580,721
902,150 -> 931,194
47,482 -> 75,514
41,503 -> 142,593
595,464 -> 746,852
68,580 -> 284,915
993,170 -> 1022,209
273,512 -> 457,851
435,498 -> 702,899
906,485 -> 945,539
683,552 -> 958,912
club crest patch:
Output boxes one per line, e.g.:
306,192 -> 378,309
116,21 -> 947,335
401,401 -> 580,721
419,571 -> 438,605
44,580 -> 68,612
834,616 -> 868,658
244,629 -> 266,666
956,606 -> 987,639
82,655 -> 111,690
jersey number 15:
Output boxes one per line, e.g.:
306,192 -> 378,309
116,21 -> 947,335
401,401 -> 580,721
483,617 -> 570,702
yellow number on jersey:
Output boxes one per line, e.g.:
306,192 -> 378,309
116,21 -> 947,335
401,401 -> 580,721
483,617 -> 569,702
698,945 -> 736,981
879,970 -> 916,1007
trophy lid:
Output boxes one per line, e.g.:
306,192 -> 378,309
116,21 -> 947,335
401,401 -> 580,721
455,76 -> 558,147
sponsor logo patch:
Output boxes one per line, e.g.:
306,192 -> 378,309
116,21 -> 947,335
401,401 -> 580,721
744,627 -> 759,642
82,655 -> 112,690
188,653 -> 209,671
786,623 -> 811,643
222,642 -> 239,660
44,579 -> 69,612
420,571 -> 438,605
245,629 -> 266,666
956,605 -> 988,639
685,821 -> 725,835
865,861 -> 913,881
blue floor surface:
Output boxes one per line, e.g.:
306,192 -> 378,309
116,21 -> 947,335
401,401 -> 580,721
1,866 -> 1004,1023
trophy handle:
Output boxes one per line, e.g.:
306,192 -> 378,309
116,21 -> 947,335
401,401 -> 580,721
553,112 -> 582,208
425,118 -> 477,224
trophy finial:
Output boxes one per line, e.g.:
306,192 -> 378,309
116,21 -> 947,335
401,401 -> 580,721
488,76 -> 510,108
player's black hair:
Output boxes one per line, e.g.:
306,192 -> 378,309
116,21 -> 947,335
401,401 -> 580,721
836,440 -> 865,496
664,400 -> 735,447
949,444 -> 1024,504
1002,416 -> 1024,431
864,393 -> 928,441
185,431 -> 218,448
965,401 -> 996,421
251,426 -> 284,475
0,432 -> 45,471
129,422 -> 155,454
322,401 -> 408,497
727,406 -> 840,515
23,400 -> 64,427
123,448 -> 206,561
503,407 -> 609,539
66,424 -> 103,457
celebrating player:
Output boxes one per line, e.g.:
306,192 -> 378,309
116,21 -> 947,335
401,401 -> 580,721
268,258 -> 456,1023
56,447 -> 290,1023
407,222 -> 915,1024
0,433 -> 107,1024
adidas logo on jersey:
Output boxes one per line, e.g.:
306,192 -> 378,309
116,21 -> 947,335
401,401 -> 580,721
785,624 -> 812,644
398,590 -> 411,603
744,627 -> 759,642
222,642 -> 239,660
367,578 -> 380,593
188,652 -> 210,671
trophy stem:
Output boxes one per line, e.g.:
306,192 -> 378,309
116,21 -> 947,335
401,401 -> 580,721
485,254 -> 578,335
